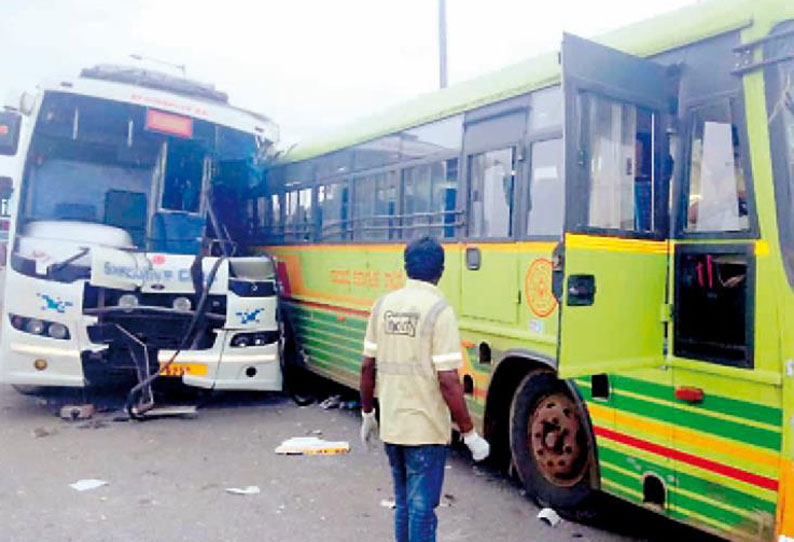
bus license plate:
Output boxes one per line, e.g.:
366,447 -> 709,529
159,363 -> 208,377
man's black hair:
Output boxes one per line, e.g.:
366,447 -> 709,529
404,236 -> 444,282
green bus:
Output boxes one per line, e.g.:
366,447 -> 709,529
249,0 -> 794,539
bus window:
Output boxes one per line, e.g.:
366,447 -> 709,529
255,193 -> 281,241
353,136 -> 401,171
0,111 -> 22,156
685,102 -> 749,232
529,86 -> 563,132
401,116 -> 463,160
318,182 -> 349,241
468,148 -> 514,238
583,94 -> 655,232
674,247 -> 751,367
402,158 -> 458,239
353,171 -> 397,240
162,139 -> 203,213
285,188 -> 312,241
526,138 -> 564,236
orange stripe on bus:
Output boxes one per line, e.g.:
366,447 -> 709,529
265,241 -> 558,252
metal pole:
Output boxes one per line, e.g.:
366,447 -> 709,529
438,0 -> 448,89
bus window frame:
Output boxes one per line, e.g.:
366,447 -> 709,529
673,92 -> 760,240
764,20 -> 794,289
282,182 -> 316,243
397,151 -> 463,241
673,242 -> 756,369
462,141 -> 521,242
316,174 -> 351,242
510,85 -> 565,241
565,90 -> 670,241
261,191 -> 285,244
519,128 -> 564,241
348,165 -> 400,242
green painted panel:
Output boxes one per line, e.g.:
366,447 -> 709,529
461,249 -> 519,324
558,247 -> 667,378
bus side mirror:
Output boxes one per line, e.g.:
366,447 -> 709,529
0,177 -> 12,199
4,90 -> 35,116
0,111 -> 21,156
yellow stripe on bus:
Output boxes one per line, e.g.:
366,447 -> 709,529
565,233 -> 668,254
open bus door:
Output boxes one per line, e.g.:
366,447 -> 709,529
556,34 -> 676,378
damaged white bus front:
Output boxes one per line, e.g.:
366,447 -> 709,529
0,66 -> 282,412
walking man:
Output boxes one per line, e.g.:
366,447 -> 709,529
359,236 -> 490,542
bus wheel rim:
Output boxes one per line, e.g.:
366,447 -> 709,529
528,392 -> 587,487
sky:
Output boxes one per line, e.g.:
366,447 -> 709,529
0,0 -> 696,147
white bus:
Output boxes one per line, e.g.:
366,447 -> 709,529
0,66 -> 283,414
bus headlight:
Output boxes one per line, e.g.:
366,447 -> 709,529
47,323 -> 69,340
231,334 -> 251,348
25,319 -> 45,335
118,294 -> 139,310
9,315 -> 71,340
172,296 -> 192,312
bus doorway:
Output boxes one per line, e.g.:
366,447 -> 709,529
554,33 -> 677,516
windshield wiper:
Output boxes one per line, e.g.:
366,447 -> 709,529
48,247 -> 90,274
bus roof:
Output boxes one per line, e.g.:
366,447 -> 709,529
284,0 -> 793,163
38,67 -> 279,144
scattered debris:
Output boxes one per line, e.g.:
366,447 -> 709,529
319,395 -> 342,410
572,533 -> 583,539
138,405 -> 198,419
441,493 -> 456,507
537,507 -> 562,527
69,479 -> 108,492
275,437 -> 350,455
78,420 -> 108,430
306,429 -> 323,436
445,465 -> 452,471
225,486 -> 261,496
380,498 -> 396,509
340,400 -> 361,410
32,427 -> 57,438
60,404 -> 95,421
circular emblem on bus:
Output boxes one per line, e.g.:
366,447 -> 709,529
525,258 -> 556,318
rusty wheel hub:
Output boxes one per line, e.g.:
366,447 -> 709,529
528,392 -> 588,487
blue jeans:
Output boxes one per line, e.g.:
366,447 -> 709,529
384,443 -> 447,542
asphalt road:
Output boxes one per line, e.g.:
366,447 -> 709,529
0,384 -> 721,542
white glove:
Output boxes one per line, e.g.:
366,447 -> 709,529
360,410 -> 379,448
463,430 -> 490,462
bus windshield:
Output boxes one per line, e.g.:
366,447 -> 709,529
20,91 -> 259,252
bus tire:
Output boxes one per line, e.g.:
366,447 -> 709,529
509,370 -> 595,516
